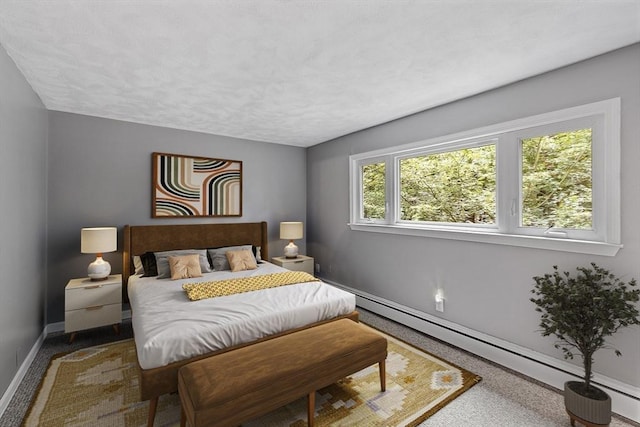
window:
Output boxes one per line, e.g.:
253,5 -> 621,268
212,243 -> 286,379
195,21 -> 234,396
361,161 -> 386,221
349,99 -> 621,256
520,128 -> 592,230
399,143 -> 496,225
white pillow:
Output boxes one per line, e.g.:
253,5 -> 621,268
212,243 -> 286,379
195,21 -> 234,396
133,255 -> 144,275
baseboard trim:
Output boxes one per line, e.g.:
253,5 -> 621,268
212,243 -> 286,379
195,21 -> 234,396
324,278 -> 640,423
0,329 -> 46,420
0,309 -> 133,419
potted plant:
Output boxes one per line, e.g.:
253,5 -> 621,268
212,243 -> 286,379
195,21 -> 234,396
530,263 -> 640,426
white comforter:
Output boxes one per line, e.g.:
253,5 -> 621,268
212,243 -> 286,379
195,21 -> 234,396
128,262 -> 356,369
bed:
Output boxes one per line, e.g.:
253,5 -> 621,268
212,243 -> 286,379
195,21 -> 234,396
122,222 -> 358,426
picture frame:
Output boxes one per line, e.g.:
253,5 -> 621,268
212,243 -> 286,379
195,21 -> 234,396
152,152 -> 242,218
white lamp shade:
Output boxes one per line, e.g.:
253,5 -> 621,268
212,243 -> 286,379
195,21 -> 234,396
81,227 -> 117,254
280,222 -> 303,240
81,227 -> 117,280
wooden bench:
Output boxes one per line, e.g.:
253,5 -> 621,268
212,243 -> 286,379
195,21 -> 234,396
178,319 -> 387,427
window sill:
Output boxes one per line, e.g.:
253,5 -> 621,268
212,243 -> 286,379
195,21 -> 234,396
348,223 -> 622,256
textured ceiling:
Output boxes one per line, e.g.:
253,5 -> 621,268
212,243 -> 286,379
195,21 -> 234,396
0,1 -> 638,147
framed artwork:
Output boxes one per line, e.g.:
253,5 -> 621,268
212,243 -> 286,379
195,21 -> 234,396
152,152 -> 242,217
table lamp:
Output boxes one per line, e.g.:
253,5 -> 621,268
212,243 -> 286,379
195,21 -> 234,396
280,222 -> 303,258
81,227 -> 117,280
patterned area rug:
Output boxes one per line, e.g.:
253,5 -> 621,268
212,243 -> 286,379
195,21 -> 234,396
23,326 -> 481,427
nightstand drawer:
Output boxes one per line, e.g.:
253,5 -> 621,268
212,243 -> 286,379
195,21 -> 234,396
282,258 -> 313,273
64,303 -> 122,333
65,282 -> 121,311
271,255 -> 314,275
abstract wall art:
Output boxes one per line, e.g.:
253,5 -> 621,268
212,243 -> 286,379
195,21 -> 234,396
152,152 -> 242,217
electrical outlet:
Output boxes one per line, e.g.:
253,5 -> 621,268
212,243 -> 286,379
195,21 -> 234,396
435,292 -> 445,312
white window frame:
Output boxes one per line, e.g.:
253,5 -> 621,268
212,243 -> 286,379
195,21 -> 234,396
349,98 -> 621,256
356,156 -> 390,224
395,137 -> 499,231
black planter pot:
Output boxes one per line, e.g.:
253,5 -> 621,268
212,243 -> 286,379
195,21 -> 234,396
564,381 -> 612,426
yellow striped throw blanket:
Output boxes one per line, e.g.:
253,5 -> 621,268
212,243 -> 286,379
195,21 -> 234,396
183,271 -> 320,301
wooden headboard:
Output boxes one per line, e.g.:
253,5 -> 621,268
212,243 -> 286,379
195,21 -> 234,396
122,222 -> 268,286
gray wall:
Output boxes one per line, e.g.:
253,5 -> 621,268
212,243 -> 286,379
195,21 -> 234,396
0,46 -> 48,396
307,44 -> 640,388
47,112 -> 307,323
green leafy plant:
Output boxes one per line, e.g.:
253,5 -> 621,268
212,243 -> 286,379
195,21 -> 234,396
530,263 -> 640,398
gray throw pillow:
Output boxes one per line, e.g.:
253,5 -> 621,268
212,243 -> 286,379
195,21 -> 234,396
154,249 -> 211,279
207,245 -> 253,271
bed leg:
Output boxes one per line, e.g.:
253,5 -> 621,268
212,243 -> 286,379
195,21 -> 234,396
307,391 -> 315,427
147,397 -> 158,427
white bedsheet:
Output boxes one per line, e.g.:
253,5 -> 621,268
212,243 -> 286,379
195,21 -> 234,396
128,262 -> 356,369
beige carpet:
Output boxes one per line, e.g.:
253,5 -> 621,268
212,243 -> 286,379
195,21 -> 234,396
23,326 -> 481,427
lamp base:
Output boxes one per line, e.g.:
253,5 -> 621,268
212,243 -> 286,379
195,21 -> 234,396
283,241 -> 299,259
88,256 -> 111,281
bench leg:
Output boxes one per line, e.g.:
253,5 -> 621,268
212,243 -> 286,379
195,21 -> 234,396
308,391 -> 315,427
147,397 -> 158,427
379,359 -> 386,392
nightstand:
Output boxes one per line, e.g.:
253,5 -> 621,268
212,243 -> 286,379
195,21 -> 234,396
65,274 -> 122,343
271,255 -> 314,275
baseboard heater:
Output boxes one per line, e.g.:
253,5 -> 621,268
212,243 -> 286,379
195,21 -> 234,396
323,278 -> 640,423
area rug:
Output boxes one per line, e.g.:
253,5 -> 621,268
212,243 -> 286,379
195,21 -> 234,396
23,326 -> 481,427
